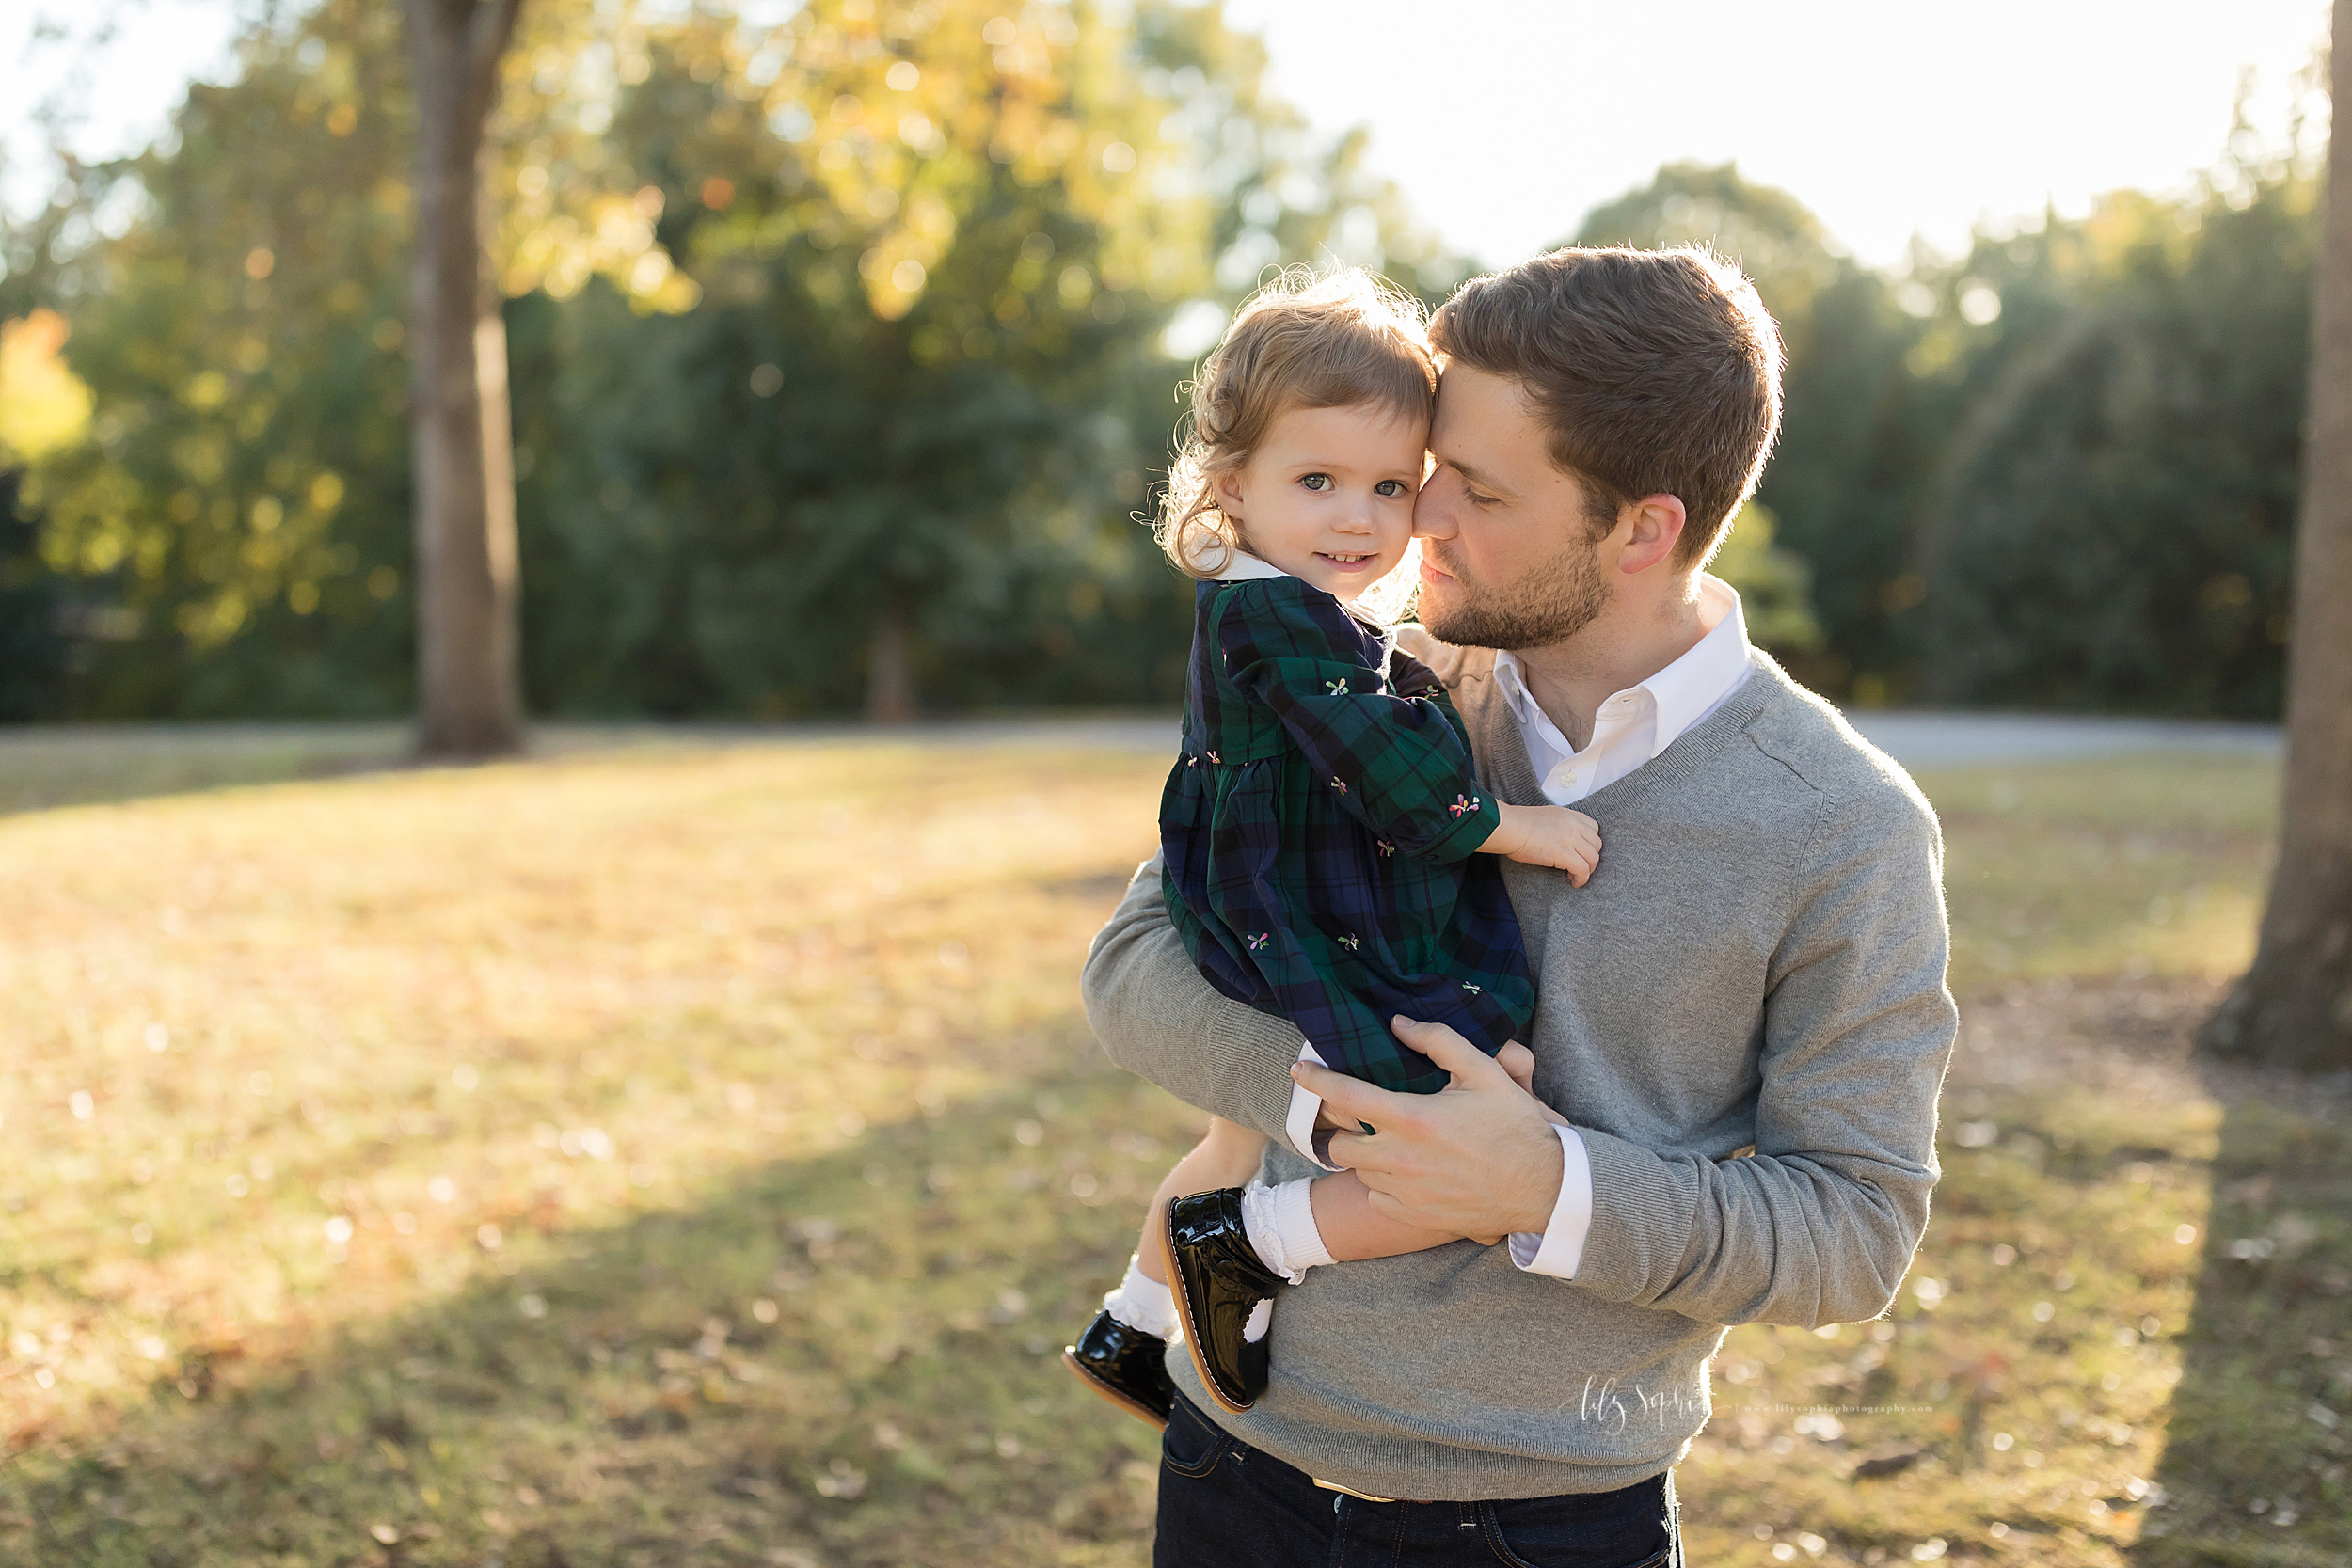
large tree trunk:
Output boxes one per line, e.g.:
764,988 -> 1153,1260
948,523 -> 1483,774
2204,0 -> 2352,1071
865,593 -> 916,722
404,0 -> 526,757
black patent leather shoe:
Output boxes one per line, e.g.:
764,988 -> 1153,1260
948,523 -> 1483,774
1163,1188 -> 1288,1413
1062,1308 -> 1176,1430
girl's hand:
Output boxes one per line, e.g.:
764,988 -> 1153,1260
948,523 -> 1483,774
1495,1040 -> 1538,1097
1486,803 -> 1601,886
1494,1040 -> 1570,1127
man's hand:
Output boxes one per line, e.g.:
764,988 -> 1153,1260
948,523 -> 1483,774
1294,1018 -> 1567,1240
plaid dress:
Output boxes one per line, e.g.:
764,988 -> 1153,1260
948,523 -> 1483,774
1161,575 -> 1535,1096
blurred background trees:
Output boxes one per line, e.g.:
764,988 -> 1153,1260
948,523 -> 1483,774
0,0 -> 2331,723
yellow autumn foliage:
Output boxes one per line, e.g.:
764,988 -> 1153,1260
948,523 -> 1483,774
0,310 -> 95,464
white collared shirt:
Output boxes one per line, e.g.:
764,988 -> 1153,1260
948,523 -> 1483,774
1283,577 -> 1757,1281
1491,575 -> 1754,808
1197,545 -> 1289,583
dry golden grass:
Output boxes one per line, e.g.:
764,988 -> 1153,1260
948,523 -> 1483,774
1,736 -> 1187,1566
0,732 -> 2340,1567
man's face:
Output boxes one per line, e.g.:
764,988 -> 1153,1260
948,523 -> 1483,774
1413,362 -> 1614,652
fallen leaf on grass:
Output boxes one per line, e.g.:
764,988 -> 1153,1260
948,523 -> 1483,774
1852,1448 -> 1924,1479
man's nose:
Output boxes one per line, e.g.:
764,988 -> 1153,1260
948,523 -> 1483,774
1412,483 -> 1457,539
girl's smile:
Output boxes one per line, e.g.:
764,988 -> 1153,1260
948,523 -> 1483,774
1212,402 -> 1428,601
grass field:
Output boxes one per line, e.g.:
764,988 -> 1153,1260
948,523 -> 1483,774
0,726 -> 2343,1567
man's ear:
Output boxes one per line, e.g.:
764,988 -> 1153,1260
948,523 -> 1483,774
1213,467 -> 1247,524
1615,495 -> 1687,575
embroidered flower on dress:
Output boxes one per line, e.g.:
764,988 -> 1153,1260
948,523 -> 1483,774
1329,776 -> 1348,794
1339,934 -> 1360,952
1206,750 -> 1220,764
1375,840 -> 1394,858
1460,981 -> 1483,995
1324,678 -> 1351,696
1248,932 -> 1270,952
1448,794 -> 1481,818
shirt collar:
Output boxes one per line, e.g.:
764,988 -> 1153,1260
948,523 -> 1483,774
1183,536 -> 1290,582
1490,575 -> 1754,759
1643,576 -> 1752,752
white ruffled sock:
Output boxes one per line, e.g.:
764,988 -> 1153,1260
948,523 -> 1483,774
1236,1180 -> 1331,1344
1102,1255 -> 1181,1342
1239,1177 -> 1336,1296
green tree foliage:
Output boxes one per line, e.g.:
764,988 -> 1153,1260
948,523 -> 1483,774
1911,164 -> 2315,716
1708,500 -> 1821,655
0,467 -> 70,720
14,0 -> 1464,720
498,0 -> 1467,720
10,15 -> 2325,721
0,310 -> 94,717
507,0 -> 1216,718
1566,147 -> 2321,716
19,3 -> 420,716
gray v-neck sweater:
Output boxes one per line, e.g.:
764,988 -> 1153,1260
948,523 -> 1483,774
1082,639 -> 1958,1500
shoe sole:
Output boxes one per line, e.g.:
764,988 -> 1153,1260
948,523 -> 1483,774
1060,1347 -> 1171,1432
1160,1204 -> 1257,1416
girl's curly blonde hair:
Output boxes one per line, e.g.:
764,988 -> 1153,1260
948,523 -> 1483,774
1156,268 -> 1438,612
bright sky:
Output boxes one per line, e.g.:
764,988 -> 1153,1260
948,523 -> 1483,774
1222,0 -> 2335,267
2,0 -> 2335,270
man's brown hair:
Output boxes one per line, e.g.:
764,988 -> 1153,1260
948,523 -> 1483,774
1429,245 -> 1784,563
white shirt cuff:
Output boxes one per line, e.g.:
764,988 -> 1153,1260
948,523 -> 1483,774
1506,1123 -> 1594,1278
1282,1042 -> 1339,1169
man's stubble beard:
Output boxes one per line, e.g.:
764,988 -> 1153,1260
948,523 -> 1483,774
1419,530 -> 1611,654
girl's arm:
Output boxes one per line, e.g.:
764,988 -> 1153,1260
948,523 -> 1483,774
1391,642 -> 1600,883
1216,584 -> 1524,863
1216,584 -> 1494,860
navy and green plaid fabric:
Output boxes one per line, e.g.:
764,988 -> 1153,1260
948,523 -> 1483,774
1160,576 -> 1536,1095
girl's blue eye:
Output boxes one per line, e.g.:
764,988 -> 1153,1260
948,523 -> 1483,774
1299,474 -> 1331,492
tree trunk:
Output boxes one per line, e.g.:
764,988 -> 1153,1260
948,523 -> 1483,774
866,594 -> 916,722
2204,0 -> 2352,1071
404,0 -> 526,757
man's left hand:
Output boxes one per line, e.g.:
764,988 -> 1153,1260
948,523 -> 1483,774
1295,1017 -> 1565,1240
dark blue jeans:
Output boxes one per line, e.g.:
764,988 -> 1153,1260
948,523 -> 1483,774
1153,1392 -> 1681,1568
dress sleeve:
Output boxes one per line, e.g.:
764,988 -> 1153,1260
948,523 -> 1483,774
1386,645 -> 1446,701
1215,585 -> 1500,863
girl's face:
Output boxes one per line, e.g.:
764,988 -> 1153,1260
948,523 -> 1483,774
1214,402 -> 1427,601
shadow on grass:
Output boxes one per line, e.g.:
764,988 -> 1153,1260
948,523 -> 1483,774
0,723 -> 422,816
0,1052 -> 1177,1568
2137,1079 -> 2352,1568
0,718 -> 1172,818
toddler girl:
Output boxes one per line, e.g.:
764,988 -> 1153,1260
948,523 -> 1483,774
1064,270 -> 1598,1424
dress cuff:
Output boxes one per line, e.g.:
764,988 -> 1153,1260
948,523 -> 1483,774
1506,1123 -> 1593,1278
1283,1042 -> 1339,1169
1416,789 -> 1503,865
